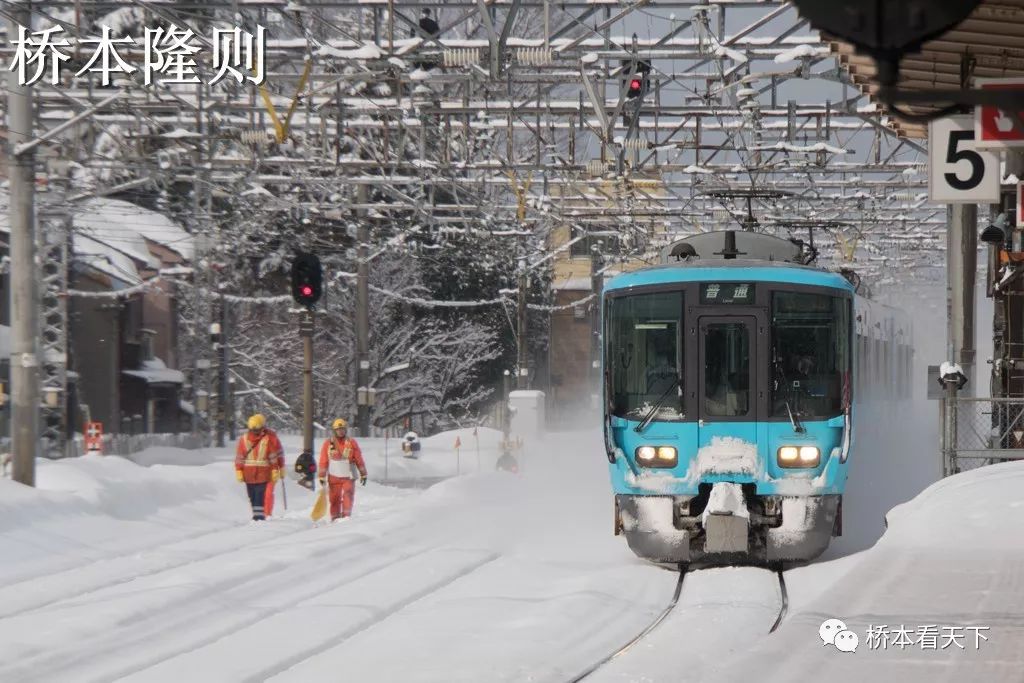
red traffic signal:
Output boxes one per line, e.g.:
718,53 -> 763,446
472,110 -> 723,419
622,59 -> 652,100
291,253 -> 323,308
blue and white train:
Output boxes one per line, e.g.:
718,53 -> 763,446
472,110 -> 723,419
603,230 -> 910,566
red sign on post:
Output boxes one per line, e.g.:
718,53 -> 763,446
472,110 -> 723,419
974,78 -> 1024,147
84,421 -> 103,454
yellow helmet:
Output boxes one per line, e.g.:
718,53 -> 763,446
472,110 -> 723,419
247,414 -> 266,430
332,418 -> 348,430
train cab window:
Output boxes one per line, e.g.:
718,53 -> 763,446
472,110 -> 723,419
703,322 -> 750,417
606,290 -> 684,423
770,291 -> 850,420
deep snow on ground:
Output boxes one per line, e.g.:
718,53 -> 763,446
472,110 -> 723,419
0,426 -> 1022,682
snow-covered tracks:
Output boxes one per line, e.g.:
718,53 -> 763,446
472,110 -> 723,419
569,567 -> 789,682
568,567 -> 688,682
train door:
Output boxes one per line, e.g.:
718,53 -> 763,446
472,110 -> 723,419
697,316 -> 759,447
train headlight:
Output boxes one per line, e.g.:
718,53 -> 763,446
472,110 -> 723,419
799,446 -> 820,465
777,445 -> 820,468
778,446 -> 798,464
635,445 -> 676,468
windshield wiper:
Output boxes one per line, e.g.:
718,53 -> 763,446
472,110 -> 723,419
785,399 -> 806,434
634,375 -> 682,433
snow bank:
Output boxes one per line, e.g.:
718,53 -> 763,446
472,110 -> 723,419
711,462 -> 1024,682
880,460 -> 1024,549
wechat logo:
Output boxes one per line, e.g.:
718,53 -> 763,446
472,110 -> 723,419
820,618 -> 858,653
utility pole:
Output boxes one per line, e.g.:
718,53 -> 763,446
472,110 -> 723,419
947,203 -> 977,391
356,184 -> 371,436
502,369 -> 512,437
7,3 -> 39,486
516,257 -> 529,390
300,310 -> 315,462
215,294 -> 229,446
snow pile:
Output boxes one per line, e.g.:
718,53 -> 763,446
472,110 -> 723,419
682,164 -> 715,175
317,43 -> 382,60
880,461 -> 1024,549
773,44 -> 830,63
939,361 -> 964,378
713,44 -> 748,63
625,469 -> 691,493
696,437 -> 759,476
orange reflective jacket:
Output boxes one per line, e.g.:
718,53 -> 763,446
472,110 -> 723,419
235,429 -> 284,484
318,436 -> 367,480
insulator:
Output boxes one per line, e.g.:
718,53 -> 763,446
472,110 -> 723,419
620,138 -> 647,153
239,129 -> 274,147
443,48 -> 480,67
516,47 -> 553,66
586,159 -> 606,177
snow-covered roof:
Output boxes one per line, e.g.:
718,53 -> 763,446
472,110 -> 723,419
122,358 -> 185,385
75,198 -> 194,262
0,192 -> 192,283
73,234 -> 143,287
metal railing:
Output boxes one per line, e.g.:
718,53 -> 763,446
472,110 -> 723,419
940,396 -> 1024,475
68,432 -> 207,459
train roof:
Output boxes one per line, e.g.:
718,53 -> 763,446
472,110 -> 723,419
605,259 -> 855,293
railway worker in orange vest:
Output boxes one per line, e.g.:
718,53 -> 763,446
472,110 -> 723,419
317,418 -> 368,520
235,414 -> 285,521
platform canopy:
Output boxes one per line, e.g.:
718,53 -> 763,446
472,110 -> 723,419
825,0 -> 1024,138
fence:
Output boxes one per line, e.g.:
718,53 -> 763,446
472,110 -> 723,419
68,432 -> 207,459
940,396 -> 1024,475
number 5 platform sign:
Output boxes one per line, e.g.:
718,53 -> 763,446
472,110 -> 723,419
929,116 -> 1000,204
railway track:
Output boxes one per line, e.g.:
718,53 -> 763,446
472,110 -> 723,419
569,567 -> 788,682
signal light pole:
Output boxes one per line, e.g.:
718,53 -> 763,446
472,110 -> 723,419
291,252 -> 322,475
299,310 -> 314,467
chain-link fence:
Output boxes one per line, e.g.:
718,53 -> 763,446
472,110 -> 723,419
940,396 -> 1024,475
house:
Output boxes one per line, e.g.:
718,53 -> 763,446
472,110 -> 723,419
0,190 -> 193,438
545,173 -> 671,424
68,197 -> 193,434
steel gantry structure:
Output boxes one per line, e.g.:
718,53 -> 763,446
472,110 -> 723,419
2,0 -> 942,463
3,0 -> 937,261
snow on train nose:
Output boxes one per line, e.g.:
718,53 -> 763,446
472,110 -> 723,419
702,482 -> 749,555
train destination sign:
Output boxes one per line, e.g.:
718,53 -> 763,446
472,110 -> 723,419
701,283 -> 755,305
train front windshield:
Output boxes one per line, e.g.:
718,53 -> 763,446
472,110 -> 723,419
770,291 -> 850,419
606,285 -> 850,425
606,290 -> 684,422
